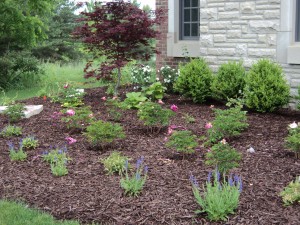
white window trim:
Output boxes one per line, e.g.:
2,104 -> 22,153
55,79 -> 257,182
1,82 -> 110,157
167,0 -> 200,57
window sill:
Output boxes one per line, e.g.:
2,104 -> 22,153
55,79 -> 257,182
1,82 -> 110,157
287,44 -> 300,64
167,32 -> 200,57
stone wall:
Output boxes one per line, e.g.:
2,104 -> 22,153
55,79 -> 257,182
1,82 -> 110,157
156,0 -> 300,107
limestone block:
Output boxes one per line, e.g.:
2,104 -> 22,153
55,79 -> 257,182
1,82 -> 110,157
0,105 -> 43,119
214,35 -> 226,42
200,25 -> 209,33
200,34 -> 213,47
209,21 -> 231,29
200,8 -> 217,20
236,44 -> 247,56
264,10 -> 280,19
258,34 -> 267,43
249,21 -> 279,33
207,48 -> 235,56
248,48 -> 276,57
267,34 -> 276,46
225,3 -> 239,11
219,12 -> 240,20
227,30 -> 241,38
240,2 -> 255,14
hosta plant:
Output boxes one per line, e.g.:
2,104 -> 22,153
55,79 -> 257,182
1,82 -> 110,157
121,92 -> 147,109
21,136 -> 39,149
141,81 -> 166,101
190,169 -> 242,221
101,151 -> 131,175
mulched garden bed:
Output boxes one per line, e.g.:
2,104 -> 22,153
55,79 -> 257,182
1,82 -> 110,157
1,86 -> 300,225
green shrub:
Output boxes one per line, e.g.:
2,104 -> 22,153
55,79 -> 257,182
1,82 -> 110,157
1,125 -> 22,137
137,102 -> 175,129
165,130 -> 198,154
205,142 -> 242,174
280,176 -> 300,206
243,59 -> 290,112
84,120 -> 126,147
0,51 -> 43,90
101,151 -> 130,175
3,103 -> 25,123
190,170 -> 242,221
174,58 -> 213,103
211,61 -> 245,101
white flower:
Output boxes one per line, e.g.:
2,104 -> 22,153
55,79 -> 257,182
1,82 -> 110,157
289,121 -> 298,129
168,75 -> 171,78
247,146 -> 255,153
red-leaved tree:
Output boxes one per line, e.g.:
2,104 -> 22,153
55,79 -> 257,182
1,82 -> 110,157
73,0 -> 164,95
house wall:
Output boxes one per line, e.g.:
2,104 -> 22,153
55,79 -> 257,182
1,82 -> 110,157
156,0 -> 300,106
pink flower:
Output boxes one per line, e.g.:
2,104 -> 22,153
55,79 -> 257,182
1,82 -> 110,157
101,96 -> 107,101
88,113 -> 94,118
66,109 -> 75,116
64,83 -> 69,89
112,96 -> 118,100
220,139 -> 227,144
205,122 -> 212,129
210,105 -> 215,108
164,137 -> 168,142
167,127 -> 173,135
170,104 -> 178,112
170,125 -> 178,129
65,137 -> 77,144
158,99 -> 164,104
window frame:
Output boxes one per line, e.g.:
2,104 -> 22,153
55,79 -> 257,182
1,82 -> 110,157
179,0 -> 199,41
296,0 -> 300,42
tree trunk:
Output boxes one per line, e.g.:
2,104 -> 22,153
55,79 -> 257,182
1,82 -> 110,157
114,67 -> 122,96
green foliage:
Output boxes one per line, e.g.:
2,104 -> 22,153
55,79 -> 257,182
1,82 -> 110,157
121,92 -> 147,109
174,58 -> 213,103
61,106 -> 95,130
0,90 -> 16,105
21,136 -> 39,149
0,51 -> 43,90
50,160 -> 68,177
190,170 -> 242,221
51,85 -> 85,107
243,59 -> 290,112
8,141 -> 27,161
285,125 -> 300,153
131,64 -> 156,87
159,65 -> 179,93
105,98 -> 123,121
101,152 -> 130,175
84,120 -> 126,147
297,86 -> 300,110
205,142 -> 242,174
1,125 -> 22,137
182,113 -> 196,123
142,81 -> 166,101
207,104 -> 248,144
280,177 -> 300,206
3,103 -> 25,123
120,157 -> 148,197
211,61 -> 245,101
137,102 -> 175,128
165,130 -> 198,154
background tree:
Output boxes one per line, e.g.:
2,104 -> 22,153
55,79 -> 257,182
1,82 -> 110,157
73,0 -> 164,95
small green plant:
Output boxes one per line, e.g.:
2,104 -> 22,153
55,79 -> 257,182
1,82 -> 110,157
205,141 -> 242,174
137,102 -> 175,131
243,58 -> 290,112
51,84 -> 85,108
182,113 -> 196,123
1,125 -> 22,137
159,65 -> 179,93
121,92 -> 147,109
285,123 -> 300,158
3,103 -> 25,122
174,58 -> 213,103
0,89 -> 16,105
21,136 -> 39,149
211,61 -> 245,101
84,120 -> 126,147
120,157 -> 148,197
60,106 -> 95,130
105,98 -> 123,121
141,81 -> 166,101
207,103 -> 248,144
280,176 -> 300,206
101,152 -> 130,175
7,141 -> 27,161
42,147 -> 71,177
190,169 -> 242,221
165,130 -> 198,154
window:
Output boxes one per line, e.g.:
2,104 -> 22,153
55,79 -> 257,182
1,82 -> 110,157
296,0 -> 300,42
180,0 -> 199,40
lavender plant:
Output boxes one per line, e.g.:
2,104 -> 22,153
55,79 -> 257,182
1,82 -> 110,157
8,141 -> 27,161
120,156 -> 148,197
190,169 -> 242,221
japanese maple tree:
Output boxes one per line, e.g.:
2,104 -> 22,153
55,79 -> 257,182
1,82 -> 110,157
73,0 -> 164,95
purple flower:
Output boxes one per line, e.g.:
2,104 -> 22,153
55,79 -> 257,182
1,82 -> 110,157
228,174 -> 233,187
238,177 -> 243,193
189,173 -> 199,188
170,104 -> 178,112
207,171 -> 212,183
124,160 -> 129,170
42,150 -> 49,155
216,170 -> 220,183
135,172 -> 141,180
58,149 -> 63,154
144,165 -> 148,174
136,156 -> 144,169
7,141 -> 14,150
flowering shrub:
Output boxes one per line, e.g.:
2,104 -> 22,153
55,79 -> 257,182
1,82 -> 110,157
120,156 -> 148,197
285,122 -> 300,158
21,136 -> 38,149
131,64 -> 156,87
280,176 -> 300,206
101,151 -> 131,175
159,65 -> 179,93
1,125 -> 22,137
205,141 -> 242,174
3,103 -> 25,123
84,120 -> 126,147
7,141 -> 27,161
137,102 -> 175,131
190,169 -> 242,221
165,130 -> 198,154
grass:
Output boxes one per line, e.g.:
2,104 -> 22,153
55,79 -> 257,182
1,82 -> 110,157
0,200 -> 80,225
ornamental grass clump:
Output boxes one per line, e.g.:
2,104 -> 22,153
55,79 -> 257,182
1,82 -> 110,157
166,130 -> 198,154
243,58 -> 290,112
84,120 -> 126,148
101,152 -> 131,175
7,141 -> 27,161
137,102 -> 175,132
190,169 -> 242,221
205,141 -> 242,174
285,122 -> 300,158
280,176 -> 300,206
120,156 -> 148,197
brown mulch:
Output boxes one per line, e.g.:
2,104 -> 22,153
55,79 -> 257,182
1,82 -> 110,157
1,86 -> 300,225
